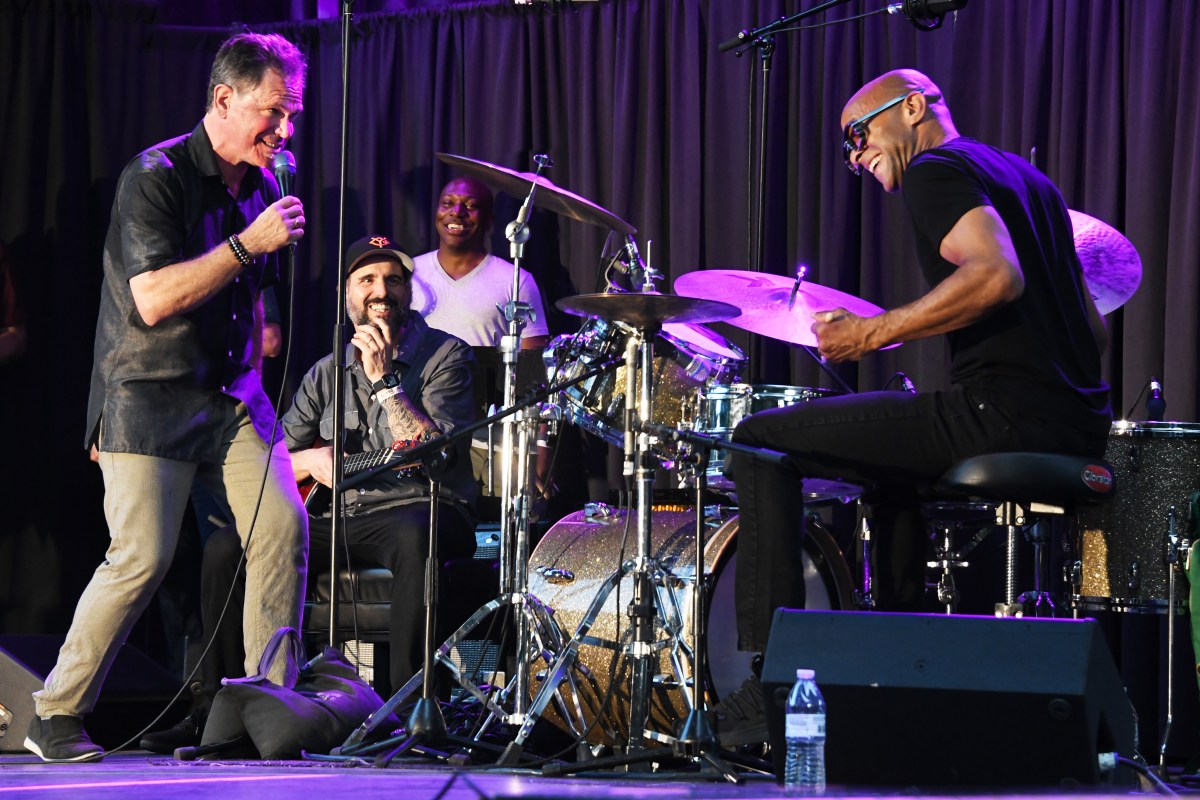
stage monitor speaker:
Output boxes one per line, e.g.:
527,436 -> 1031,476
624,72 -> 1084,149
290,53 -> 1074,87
0,634 -> 184,752
761,611 -> 1136,788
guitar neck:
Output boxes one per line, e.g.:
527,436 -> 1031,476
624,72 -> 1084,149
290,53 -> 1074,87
344,445 -> 409,476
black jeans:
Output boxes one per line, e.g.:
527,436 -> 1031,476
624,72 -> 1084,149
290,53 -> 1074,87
729,387 -> 1106,652
201,502 -> 476,694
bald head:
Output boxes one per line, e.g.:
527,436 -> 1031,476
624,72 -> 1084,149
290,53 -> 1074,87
841,69 -> 957,135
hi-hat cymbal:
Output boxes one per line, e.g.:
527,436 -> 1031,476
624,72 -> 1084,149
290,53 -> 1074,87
674,270 -> 888,348
437,153 -> 635,234
1069,209 -> 1141,314
556,292 -> 739,328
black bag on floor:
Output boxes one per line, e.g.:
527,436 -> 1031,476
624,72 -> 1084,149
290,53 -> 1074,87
201,626 -> 398,759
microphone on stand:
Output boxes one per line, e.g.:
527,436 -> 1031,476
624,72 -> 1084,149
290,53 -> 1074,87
273,150 -> 296,198
886,0 -> 968,31
1146,378 -> 1166,421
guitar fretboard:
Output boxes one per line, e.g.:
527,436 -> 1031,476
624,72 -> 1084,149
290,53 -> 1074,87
343,440 -> 420,475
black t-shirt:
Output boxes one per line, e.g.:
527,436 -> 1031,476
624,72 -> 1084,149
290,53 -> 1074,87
903,137 -> 1110,436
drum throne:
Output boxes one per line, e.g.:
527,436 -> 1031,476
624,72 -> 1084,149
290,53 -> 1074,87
922,452 -> 1115,616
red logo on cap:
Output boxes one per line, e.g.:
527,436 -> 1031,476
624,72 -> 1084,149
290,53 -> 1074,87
1081,464 -> 1114,493
368,236 -> 391,248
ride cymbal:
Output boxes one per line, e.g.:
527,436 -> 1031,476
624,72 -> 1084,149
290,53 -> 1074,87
674,270 -> 887,348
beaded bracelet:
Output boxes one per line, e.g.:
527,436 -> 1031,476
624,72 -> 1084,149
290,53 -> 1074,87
227,234 -> 251,267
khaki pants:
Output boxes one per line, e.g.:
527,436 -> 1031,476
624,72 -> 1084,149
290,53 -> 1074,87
34,402 -> 308,717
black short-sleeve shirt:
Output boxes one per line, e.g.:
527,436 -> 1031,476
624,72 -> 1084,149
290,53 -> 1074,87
903,137 -> 1110,436
85,121 -> 282,457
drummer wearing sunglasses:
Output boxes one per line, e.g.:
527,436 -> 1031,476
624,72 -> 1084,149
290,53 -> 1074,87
715,69 -> 1111,747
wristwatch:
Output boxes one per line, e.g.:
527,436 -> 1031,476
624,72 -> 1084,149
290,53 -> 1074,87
370,372 -> 400,397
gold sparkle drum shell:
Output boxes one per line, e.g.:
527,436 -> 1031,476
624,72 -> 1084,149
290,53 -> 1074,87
525,506 -> 854,745
1071,421 -> 1200,613
544,319 -> 744,461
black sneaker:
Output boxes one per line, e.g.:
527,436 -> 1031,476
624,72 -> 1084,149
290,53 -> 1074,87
139,705 -> 208,755
713,674 -> 768,747
24,715 -> 105,763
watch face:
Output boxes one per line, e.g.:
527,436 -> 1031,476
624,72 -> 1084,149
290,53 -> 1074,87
383,373 -> 399,388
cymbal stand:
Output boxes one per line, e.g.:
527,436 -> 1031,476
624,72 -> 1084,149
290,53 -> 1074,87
498,153 -> 553,721
1160,505 -> 1187,776
672,447 -> 740,782
499,327 -> 674,766
540,424 -> 789,780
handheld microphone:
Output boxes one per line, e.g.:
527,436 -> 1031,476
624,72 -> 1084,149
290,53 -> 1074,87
886,0 -> 968,31
273,150 -> 296,198
1146,378 -> 1165,421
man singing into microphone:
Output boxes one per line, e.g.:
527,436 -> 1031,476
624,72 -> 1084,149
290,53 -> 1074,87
25,33 -> 310,762
718,69 -> 1110,746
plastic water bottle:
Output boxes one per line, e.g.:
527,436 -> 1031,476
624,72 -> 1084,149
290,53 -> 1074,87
784,668 -> 826,795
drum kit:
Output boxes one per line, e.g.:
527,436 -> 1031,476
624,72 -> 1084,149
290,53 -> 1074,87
348,153 -> 1176,770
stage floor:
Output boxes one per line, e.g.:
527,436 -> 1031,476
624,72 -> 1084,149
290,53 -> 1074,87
0,752 -> 1154,799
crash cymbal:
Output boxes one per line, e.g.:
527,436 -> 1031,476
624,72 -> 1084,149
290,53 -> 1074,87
1069,209 -> 1141,314
556,292 -> 739,328
674,270 -> 887,348
437,153 -> 636,235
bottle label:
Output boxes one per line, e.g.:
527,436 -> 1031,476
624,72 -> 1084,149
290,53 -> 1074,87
786,712 -> 825,738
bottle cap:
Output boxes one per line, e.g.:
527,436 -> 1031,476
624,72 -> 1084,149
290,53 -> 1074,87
796,668 -> 815,680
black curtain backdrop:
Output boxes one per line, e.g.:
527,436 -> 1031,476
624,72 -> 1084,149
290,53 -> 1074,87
2,0 -> 1199,746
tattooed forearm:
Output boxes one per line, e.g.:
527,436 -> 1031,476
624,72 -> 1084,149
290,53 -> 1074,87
379,392 -> 440,441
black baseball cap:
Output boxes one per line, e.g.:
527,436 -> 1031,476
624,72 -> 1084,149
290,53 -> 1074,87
344,235 -> 415,276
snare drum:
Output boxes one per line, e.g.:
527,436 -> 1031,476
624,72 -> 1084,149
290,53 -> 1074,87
526,506 -> 854,745
690,383 -> 860,501
1071,421 -> 1200,613
545,318 -> 744,460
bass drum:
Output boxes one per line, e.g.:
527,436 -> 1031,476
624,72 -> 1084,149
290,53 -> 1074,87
526,507 -> 854,745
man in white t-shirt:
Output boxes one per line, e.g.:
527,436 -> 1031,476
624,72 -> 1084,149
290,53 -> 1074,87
411,176 -> 550,348
411,176 -> 553,498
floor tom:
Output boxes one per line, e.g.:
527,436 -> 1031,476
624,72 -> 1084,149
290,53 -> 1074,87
1071,421 -> 1200,613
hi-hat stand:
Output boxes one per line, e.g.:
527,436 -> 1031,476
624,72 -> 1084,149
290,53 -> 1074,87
541,423 -> 787,781
497,293 -> 778,774
499,321 -> 684,769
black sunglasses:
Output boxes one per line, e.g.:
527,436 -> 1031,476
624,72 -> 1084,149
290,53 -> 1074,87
842,91 -> 923,175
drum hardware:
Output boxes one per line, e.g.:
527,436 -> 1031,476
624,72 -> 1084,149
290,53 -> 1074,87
922,502 -> 999,614
1016,523 -> 1056,615
993,500 -> 1045,618
1160,505 -> 1189,775
501,293 -> 745,770
541,443 -> 746,782
336,353 -> 627,759
524,507 -> 854,747
853,501 -> 877,611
